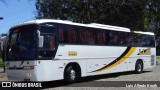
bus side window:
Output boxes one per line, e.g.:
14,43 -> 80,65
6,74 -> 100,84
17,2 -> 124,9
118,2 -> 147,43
97,30 -> 106,45
109,32 -> 118,45
79,28 -> 87,44
149,36 -> 155,47
58,27 -> 65,43
67,26 -> 78,43
50,36 -> 55,50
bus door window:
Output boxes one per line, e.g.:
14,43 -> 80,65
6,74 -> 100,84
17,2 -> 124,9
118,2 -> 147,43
43,35 -> 55,49
38,35 -> 55,58
38,24 -> 56,59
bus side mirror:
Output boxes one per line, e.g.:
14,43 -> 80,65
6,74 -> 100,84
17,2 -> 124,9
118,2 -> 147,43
38,36 -> 44,48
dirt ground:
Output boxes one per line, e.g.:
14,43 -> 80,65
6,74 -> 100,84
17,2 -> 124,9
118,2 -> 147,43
0,68 -> 7,81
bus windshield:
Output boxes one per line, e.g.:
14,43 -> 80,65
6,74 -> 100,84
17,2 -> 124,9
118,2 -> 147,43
7,24 -> 37,61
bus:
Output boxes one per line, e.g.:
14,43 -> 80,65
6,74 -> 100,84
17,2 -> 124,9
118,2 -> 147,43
4,19 -> 156,82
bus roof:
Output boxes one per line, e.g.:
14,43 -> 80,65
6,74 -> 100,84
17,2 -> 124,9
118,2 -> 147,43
11,19 -> 154,35
12,19 -> 130,32
133,31 -> 154,35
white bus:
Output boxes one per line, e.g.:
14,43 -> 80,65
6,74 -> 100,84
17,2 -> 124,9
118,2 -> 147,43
5,19 -> 156,82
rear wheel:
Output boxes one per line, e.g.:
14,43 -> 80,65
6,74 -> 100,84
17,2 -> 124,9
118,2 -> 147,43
64,66 -> 77,82
135,61 -> 143,74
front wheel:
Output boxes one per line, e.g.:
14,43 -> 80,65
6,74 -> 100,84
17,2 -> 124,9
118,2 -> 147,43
135,61 -> 143,74
64,66 -> 77,83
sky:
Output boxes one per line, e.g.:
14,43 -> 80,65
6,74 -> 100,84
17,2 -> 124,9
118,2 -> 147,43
0,0 -> 36,34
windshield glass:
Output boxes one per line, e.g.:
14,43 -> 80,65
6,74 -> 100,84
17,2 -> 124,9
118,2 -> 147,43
7,24 -> 37,61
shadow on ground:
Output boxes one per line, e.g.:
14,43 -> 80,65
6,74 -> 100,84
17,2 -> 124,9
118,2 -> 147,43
38,70 -> 152,89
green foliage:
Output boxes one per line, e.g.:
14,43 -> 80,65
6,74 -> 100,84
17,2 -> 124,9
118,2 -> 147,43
0,58 -> 3,68
144,0 -> 160,49
35,0 -> 146,30
144,0 -> 160,31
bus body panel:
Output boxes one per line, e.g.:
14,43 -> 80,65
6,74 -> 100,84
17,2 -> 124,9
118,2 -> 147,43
6,45 -> 156,81
6,60 -> 87,81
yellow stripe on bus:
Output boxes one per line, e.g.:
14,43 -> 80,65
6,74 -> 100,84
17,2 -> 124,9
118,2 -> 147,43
97,47 -> 137,72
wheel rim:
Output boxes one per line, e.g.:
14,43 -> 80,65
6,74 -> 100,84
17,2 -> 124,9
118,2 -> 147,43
70,69 -> 76,81
137,63 -> 142,72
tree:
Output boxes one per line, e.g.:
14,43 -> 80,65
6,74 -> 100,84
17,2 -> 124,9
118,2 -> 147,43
35,0 -> 146,31
145,0 -> 160,55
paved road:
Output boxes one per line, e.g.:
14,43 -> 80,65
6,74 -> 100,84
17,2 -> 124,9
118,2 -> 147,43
0,68 -> 3,72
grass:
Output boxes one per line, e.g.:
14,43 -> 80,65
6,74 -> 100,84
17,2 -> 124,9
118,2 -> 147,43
0,58 -> 3,68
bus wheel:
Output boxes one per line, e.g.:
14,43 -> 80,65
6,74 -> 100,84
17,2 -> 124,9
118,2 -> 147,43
135,61 -> 143,74
64,66 -> 77,82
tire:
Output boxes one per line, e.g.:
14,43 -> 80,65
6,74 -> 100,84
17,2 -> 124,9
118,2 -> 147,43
64,66 -> 77,83
135,61 -> 143,74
